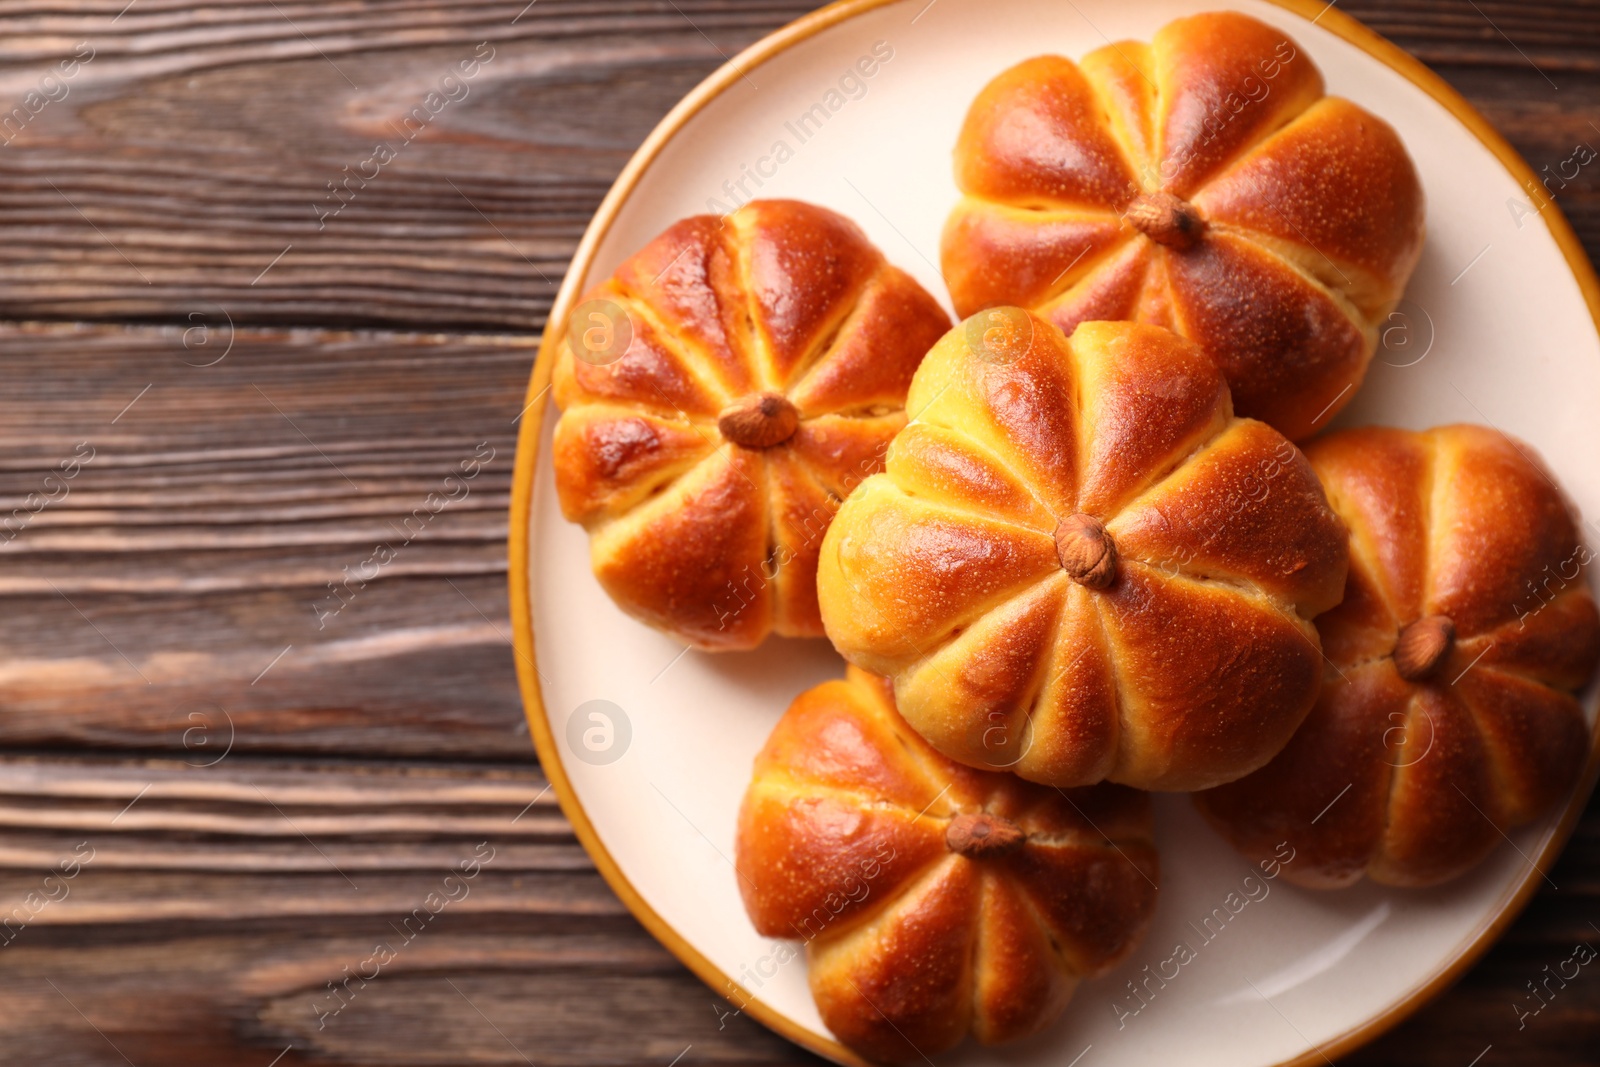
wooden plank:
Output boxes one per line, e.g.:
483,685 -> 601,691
0,0 -> 816,331
0,320 -> 531,759
1344,1 -> 1600,66
0,754 -> 803,1066
0,1 -> 1591,331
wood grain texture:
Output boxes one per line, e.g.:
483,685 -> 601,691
0,321 -> 531,759
0,0 -> 818,331
0,756 -> 798,1066
0,1 -> 1595,1064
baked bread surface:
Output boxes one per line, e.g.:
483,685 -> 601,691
736,666 -> 1157,1062
942,10 -> 1425,441
818,314 -> 1348,792
1197,425 -> 1600,887
553,199 -> 950,650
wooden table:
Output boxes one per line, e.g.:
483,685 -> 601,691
0,2 -> 1594,1063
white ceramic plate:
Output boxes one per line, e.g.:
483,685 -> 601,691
509,2 -> 1600,1064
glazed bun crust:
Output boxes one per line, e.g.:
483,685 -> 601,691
942,11 -> 1425,441
817,314 -> 1348,792
1197,425 -> 1600,888
553,199 -> 950,650
736,666 -> 1157,1063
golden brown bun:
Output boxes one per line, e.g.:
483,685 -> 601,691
941,10 -> 1425,441
553,199 -> 950,650
1196,425 -> 1600,888
736,666 -> 1157,1063
817,314 -> 1348,792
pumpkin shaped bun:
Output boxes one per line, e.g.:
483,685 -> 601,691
942,10 -> 1425,441
736,667 -> 1157,1063
1197,426 -> 1600,888
817,314 -> 1348,792
553,199 -> 950,650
